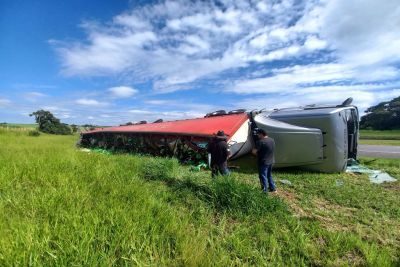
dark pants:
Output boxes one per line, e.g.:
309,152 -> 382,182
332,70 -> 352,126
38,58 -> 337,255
211,163 -> 230,178
258,164 -> 276,192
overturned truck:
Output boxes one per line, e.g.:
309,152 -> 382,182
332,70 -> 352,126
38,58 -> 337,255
79,98 -> 359,173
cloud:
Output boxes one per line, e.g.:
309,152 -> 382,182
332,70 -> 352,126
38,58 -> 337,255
229,61 -> 399,98
229,63 -> 354,94
127,109 -> 204,121
108,86 -> 138,98
48,0 -> 400,122
25,92 -> 47,97
75,98 -> 108,107
53,0 -> 330,91
41,106 -> 70,112
236,88 -> 400,114
24,92 -> 48,102
145,100 -> 170,105
0,98 -> 11,108
55,0 -> 400,92
320,0 -> 400,66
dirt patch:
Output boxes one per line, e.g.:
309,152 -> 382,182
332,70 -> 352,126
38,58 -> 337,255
310,197 -> 358,231
276,190 -> 356,232
315,236 -> 326,246
335,251 -> 365,266
382,182 -> 400,192
275,190 -> 310,218
312,197 -> 358,217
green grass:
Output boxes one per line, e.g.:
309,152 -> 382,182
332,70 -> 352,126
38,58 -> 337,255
1,128 -> 399,266
359,139 -> 400,146
359,129 -> 400,146
360,130 -> 400,140
0,123 -> 37,128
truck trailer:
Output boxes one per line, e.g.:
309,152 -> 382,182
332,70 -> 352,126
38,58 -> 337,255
79,98 -> 359,173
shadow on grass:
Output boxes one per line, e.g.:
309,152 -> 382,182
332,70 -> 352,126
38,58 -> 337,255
228,154 -> 319,176
139,157 -> 289,217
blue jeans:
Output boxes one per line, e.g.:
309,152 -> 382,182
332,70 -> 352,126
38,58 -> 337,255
258,164 -> 276,192
211,164 -> 230,178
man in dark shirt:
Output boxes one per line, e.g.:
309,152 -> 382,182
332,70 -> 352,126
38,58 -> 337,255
207,130 -> 230,178
252,128 -> 277,193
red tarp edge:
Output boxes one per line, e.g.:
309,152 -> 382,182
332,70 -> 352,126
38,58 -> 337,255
83,113 -> 249,139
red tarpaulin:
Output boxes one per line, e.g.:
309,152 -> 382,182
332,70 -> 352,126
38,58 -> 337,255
85,113 -> 249,139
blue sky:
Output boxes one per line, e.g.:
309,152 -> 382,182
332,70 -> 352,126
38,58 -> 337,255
1,0 -> 399,125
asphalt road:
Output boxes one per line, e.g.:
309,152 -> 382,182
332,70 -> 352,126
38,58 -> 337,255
358,145 -> 400,159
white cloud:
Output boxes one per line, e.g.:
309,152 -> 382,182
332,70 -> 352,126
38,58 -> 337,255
128,109 -> 153,115
25,92 -> 47,98
100,114 -> 112,118
145,100 -> 170,105
108,86 -> 138,98
320,0 -> 400,66
230,63 -> 355,94
24,92 -> 48,102
0,98 -> 11,108
229,61 -> 399,95
50,0 -> 400,120
126,109 -> 204,121
76,98 -> 108,107
304,35 -> 327,50
236,89 -> 400,115
53,0 -> 329,91
41,106 -> 70,112
54,0 -> 400,89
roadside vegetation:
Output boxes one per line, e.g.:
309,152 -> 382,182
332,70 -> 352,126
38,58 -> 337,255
0,128 -> 399,266
359,129 -> 400,146
358,96 -> 399,146
359,139 -> 400,146
359,96 -> 399,130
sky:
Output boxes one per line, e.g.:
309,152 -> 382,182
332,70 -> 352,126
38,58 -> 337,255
1,0 -> 399,126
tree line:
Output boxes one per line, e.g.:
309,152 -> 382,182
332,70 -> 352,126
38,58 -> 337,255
29,110 -> 97,135
360,96 -> 400,130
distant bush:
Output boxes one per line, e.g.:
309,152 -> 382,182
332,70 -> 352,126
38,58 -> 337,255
28,130 -> 41,136
29,110 -> 72,135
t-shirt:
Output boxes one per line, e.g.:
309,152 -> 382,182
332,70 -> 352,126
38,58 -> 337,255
207,138 -> 229,166
256,137 -> 275,165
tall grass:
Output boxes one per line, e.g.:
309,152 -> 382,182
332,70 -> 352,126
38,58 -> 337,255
0,128 -> 399,266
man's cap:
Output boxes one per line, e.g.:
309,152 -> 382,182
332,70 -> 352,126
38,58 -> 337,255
255,128 -> 267,135
216,130 -> 227,139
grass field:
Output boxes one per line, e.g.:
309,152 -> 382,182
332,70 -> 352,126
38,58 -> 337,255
359,130 -> 400,146
359,139 -> 400,146
0,128 -> 399,266
360,130 -> 400,140
0,123 -> 37,129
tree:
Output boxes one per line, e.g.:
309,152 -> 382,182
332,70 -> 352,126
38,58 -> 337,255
360,96 -> 400,130
70,124 -> 79,133
30,110 -> 72,135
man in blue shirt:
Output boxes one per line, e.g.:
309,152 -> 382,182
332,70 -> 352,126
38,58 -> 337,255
252,128 -> 277,193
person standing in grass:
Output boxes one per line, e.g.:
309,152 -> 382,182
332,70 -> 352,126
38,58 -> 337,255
252,128 -> 277,193
207,130 -> 230,178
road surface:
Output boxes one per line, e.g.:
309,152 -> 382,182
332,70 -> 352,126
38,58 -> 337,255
358,145 -> 400,159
